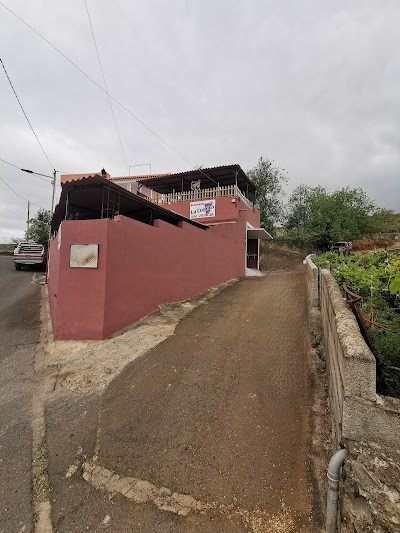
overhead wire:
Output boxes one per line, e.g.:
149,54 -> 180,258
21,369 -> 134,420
0,2 -> 224,188
0,1 -> 195,168
0,57 -> 54,171
0,174 -> 44,208
84,0 -> 128,171
0,201 -> 26,220
0,157 -> 51,182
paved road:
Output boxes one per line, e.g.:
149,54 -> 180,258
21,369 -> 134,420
97,268 -> 313,531
0,257 -> 40,533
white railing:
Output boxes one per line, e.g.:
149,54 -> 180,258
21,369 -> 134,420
149,184 -> 254,208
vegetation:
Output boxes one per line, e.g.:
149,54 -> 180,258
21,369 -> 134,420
247,156 -> 287,234
25,209 -> 51,246
314,252 -> 400,398
248,156 -> 399,250
370,208 -> 400,233
283,185 -> 378,251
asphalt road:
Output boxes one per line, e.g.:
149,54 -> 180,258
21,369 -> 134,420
0,256 -> 41,533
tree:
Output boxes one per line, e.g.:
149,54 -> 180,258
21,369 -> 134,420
247,157 -> 288,232
25,209 -> 51,246
370,209 -> 400,233
286,185 -> 325,228
284,186 -> 378,250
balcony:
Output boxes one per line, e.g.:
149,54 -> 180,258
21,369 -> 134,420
148,184 -> 254,209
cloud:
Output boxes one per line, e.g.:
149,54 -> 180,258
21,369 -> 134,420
0,0 -> 399,240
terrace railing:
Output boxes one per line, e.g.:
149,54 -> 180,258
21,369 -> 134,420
149,184 -> 253,209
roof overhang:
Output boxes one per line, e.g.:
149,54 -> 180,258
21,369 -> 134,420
135,164 -> 256,195
247,228 -> 273,240
51,174 -> 208,233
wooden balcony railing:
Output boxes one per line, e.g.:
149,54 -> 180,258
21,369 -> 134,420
149,185 -> 253,209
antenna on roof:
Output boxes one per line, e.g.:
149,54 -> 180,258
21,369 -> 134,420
129,163 -> 152,177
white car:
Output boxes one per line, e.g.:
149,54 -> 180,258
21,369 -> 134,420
13,242 -> 47,270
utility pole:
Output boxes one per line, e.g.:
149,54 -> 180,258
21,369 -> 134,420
19,167 -> 57,239
49,169 -> 57,239
27,200 -> 30,234
51,169 -> 56,215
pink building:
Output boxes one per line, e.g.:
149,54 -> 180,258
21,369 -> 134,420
48,165 -> 271,340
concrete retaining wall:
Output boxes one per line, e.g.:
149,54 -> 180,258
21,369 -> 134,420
305,254 -> 319,308
319,268 -> 400,450
305,257 -> 400,530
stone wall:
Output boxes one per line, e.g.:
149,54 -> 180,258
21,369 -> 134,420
305,254 -> 319,308
305,258 -> 400,531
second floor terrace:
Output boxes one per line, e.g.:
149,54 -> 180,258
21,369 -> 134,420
110,164 -> 257,210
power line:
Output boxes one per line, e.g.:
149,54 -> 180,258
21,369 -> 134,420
0,156 -> 19,170
0,198 -> 25,219
84,0 -> 128,171
0,174 -> 44,208
0,156 -> 51,182
0,57 -> 54,171
0,1 -> 195,168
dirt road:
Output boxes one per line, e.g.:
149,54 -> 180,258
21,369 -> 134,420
94,267 -> 313,531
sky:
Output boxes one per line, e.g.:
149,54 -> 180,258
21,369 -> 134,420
0,0 -> 399,241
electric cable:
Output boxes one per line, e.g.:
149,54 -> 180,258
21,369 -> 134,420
0,58 -> 54,171
0,156 -> 20,170
0,1 -> 195,167
0,202 -> 26,219
0,156 -> 53,182
0,2 -> 223,187
84,0 -> 128,171
0,174 -> 44,208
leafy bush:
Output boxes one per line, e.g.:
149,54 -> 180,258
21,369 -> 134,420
315,251 -> 400,397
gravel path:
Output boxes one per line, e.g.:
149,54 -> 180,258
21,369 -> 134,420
96,268 -> 313,531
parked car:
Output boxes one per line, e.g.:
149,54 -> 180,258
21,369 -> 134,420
13,242 -> 47,270
330,241 -> 352,255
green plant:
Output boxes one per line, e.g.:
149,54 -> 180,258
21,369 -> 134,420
314,251 -> 400,397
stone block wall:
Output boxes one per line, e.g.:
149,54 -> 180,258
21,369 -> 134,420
305,254 -> 319,308
305,258 -> 400,531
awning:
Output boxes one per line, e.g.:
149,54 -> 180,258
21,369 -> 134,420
247,228 -> 273,240
51,174 -> 208,233
135,164 -> 256,195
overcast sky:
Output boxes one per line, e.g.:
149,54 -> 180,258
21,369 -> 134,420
1,0 -> 399,241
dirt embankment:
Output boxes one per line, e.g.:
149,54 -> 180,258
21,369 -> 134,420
260,243 -> 305,272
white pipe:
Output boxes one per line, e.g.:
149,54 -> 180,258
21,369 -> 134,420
326,448 -> 348,533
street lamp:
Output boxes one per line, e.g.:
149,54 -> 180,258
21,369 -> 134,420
21,167 -> 57,239
21,168 -> 57,214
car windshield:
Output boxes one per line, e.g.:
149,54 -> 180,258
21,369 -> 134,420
334,242 -> 347,246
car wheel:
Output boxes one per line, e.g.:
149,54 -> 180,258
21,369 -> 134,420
15,264 -> 22,270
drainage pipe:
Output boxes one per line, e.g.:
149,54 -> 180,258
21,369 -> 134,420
326,448 -> 348,533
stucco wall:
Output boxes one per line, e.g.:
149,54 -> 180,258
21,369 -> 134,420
102,215 -> 247,339
166,197 -> 260,227
48,219 -> 108,340
48,211 -> 250,340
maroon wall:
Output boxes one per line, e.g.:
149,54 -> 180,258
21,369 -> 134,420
48,207 -> 255,340
48,220 -> 108,339
166,197 -> 260,227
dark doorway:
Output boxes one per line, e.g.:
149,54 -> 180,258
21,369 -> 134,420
246,238 -> 258,269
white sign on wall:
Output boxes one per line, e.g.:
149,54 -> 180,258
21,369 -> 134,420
190,199 -> 216,219
70,244 -> 99,269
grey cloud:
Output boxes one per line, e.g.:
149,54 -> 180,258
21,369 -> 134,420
1,0 -> 399,240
